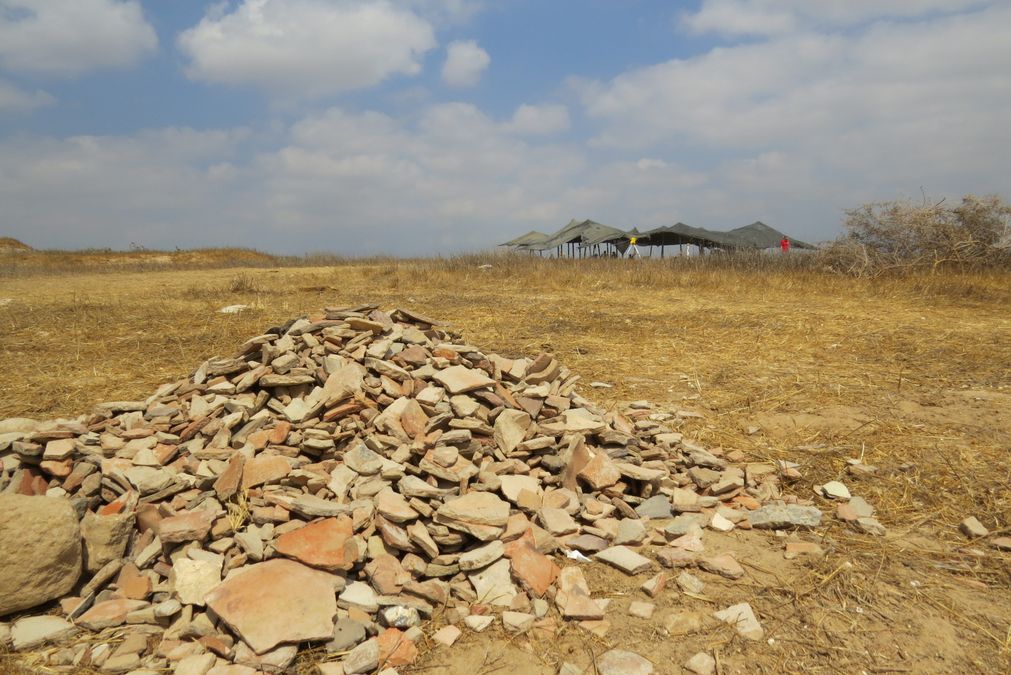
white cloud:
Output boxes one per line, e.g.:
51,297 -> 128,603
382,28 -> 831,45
260,103 -> 585,248
0,128 -> 253,249
585,5 -> 1011,151
0,79 -> 53,112
406,0 -> 484,24
683,0 -> 986,36
580,3 -> 1011,237
178,0 -> 436,98
0,107 -> 580,252
441,39 -> 489,87
506,103 -> 570,135
0,0 -> 156,75
3,3 -> 1009,253
682,2 -> 796,36
0,104 -> 699,254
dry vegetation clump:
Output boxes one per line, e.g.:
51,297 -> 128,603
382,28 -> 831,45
820,193 -> 1011,276
1,253 -> 1009,672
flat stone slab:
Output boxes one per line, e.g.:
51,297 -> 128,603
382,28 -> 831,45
432,625 -> 462,647
498,475 -> 541,504
435,492 -> 509,541
684,652 -> 717,675
502,611 -> 535,633
206,559 -> 337,654
433,365 -> 494,394
275,517 -> 357,571
173,557 -> 222,606
960,516 -> 989,539
464,615 -> 494,632
459,540 -> 505,571
748,504 -> 822,529
596,649 -> 655,675
77,599 -> 149,631
468,558 -> 517,607
567,533 -> 610,553
635,495 -> 673,519
713,602 -> 764,640
339,581 -> 379,613
157,509 -> 215,543
594,546 -> 653,575
11,616 -> 78,650
613,518 -> 647,546
820,481 -> 851,500
241,455 -> 291,489
327,618 -> 367,653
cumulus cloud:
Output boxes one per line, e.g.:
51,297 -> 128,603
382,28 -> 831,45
2,2 -> 1008,253
0,128 -> 254,249
682,0 -> 986,36
441,39 -> 490,87
506,104 -> 570,135
578,3 -> 1011,235
178,0 -> 436,98
584,6 -> 1011,154
0,0 -> 156,75
0,79 -> 53,112
0,107 -> 570,252
406,0 -> 484,24
0,104 -> 702,254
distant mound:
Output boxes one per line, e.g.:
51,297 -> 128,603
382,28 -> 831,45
0,237 -> 32,252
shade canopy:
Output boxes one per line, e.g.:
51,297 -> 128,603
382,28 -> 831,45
499,230 -> 549,247
520,219 -> 626,251
501,219 -> 815,253
633,223 -> 733,248
721,221 -> 816,249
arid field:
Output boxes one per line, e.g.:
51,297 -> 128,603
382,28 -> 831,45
1,248 -> 1010,674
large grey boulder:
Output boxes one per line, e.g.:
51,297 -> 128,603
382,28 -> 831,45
0,494 -> 82,616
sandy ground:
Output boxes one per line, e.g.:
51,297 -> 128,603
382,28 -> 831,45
1,255 -> 1009,674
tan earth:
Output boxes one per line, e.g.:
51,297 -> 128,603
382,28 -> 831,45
0,251 -> 1009,674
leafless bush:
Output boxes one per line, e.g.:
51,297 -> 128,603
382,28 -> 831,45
823,193 -> 1011,275
227,272 -> 261,293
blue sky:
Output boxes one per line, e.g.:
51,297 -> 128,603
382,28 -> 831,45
1,0 -> 1008,255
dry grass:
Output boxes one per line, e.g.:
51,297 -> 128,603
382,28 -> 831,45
1,250 -> 1009,673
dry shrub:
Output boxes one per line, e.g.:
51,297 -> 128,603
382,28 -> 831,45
823,193 -> 1011,275
227,272 -> 261,293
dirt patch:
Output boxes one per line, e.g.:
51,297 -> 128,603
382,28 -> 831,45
750,405 -> 875,439
895,389 -> 1011,434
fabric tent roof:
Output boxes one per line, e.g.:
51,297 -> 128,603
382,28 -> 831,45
502,220 -> 816,252
634,221 -> 815,250
520,219 -> 625,251
578,221 -> 631,246
634,223 -> 734,248
520,218 -> 584,250
500,230 -> 549,246
721,221 -> 816,249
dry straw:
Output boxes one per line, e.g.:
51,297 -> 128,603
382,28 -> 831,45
0,249 -> 1009,672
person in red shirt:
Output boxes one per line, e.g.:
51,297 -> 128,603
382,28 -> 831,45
780,237 -> 790,253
